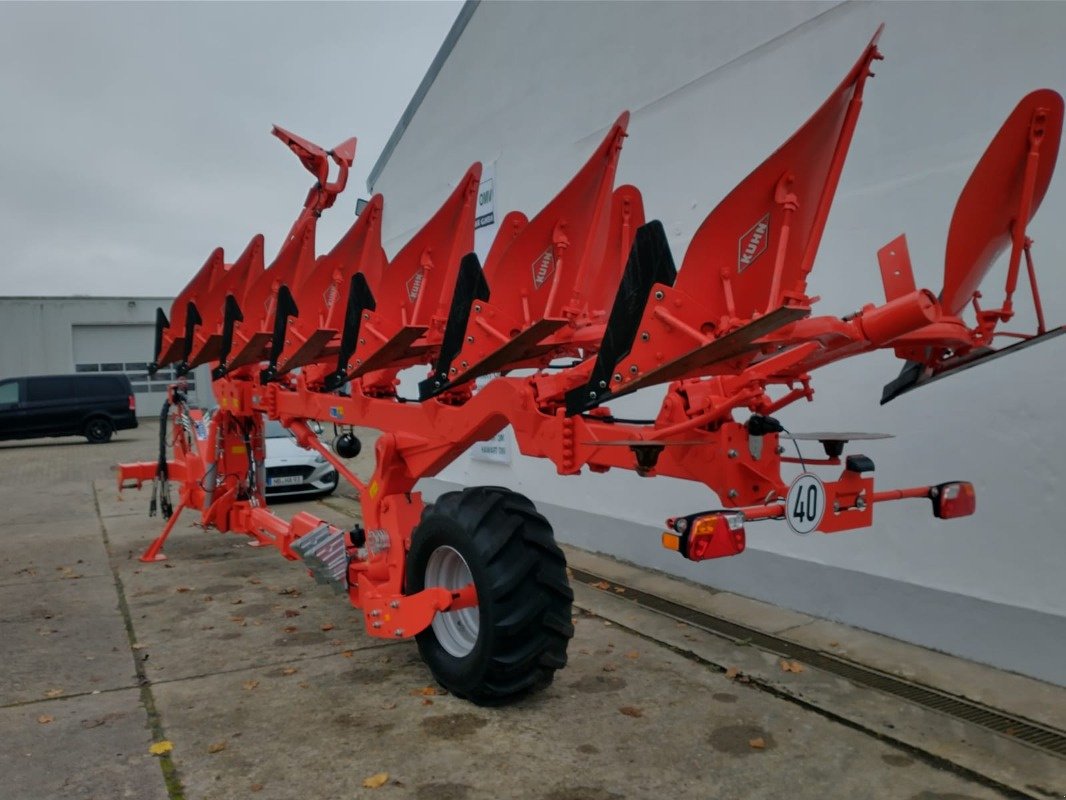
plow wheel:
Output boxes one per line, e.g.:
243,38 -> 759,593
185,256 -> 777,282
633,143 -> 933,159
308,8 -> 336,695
406,486 -> 574,705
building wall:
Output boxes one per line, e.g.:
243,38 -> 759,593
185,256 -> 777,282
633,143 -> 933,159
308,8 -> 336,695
369,1 -> 1066,682
0,297 -> 213,414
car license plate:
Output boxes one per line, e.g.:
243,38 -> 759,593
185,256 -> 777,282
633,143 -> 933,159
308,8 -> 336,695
267,475 -> 304,487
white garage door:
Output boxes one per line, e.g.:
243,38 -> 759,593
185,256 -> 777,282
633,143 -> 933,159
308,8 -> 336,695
72,324 -> 201,414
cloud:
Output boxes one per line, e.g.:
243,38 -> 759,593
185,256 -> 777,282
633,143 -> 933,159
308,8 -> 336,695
0,1 -> 461,296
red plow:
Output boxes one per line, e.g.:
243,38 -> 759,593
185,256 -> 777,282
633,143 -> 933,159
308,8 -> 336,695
118,29 -> 1063,704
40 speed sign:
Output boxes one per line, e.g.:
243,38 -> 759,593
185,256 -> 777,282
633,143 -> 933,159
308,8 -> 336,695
785,473 -> 826,535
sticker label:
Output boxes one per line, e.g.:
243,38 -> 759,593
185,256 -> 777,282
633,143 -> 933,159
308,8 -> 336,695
329,406 -> 344,420
406,268 -> 425,304
323,283 -> 339,309
532,247 -> 555,290
785,473 -> 825,535
737,213 -> 770,273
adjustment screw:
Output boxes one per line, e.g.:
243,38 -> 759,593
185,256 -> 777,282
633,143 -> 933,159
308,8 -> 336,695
727,449 -> 737,458
728,489 -> 738,499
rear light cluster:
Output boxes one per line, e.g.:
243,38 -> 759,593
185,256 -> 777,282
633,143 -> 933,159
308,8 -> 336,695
128,394 -> 136,411
662,511 -> 746,561
930,481 -> 976,519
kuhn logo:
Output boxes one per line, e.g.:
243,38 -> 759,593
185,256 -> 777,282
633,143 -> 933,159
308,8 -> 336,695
737,213 -> 770,273
532,247 -> 555,290
323,283 -> 339,309
406,268 -> 425,303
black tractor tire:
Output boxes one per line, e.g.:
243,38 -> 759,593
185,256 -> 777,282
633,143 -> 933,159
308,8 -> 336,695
84,417 -> 113,444
406,486 -> 574,705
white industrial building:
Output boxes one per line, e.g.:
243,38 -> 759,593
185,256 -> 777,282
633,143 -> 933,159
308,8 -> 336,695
368,1 -> 1066,684
0,296 -> 212,414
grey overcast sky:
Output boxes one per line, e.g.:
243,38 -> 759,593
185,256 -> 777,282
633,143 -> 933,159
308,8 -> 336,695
0,1 -> 461,297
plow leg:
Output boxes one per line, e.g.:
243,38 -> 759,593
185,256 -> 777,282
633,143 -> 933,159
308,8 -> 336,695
139,501 -> 187,563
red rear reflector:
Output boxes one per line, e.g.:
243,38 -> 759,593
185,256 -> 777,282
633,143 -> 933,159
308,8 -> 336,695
931,481 -> 976,519
663,512 -> 746,561
129,394 -> 136,411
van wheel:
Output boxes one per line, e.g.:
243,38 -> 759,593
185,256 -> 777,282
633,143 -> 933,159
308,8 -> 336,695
406,486 -> 574,706
84,418 -> 113,444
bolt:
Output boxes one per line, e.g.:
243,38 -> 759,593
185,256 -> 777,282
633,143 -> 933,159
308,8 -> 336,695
461,361 -> 468,368
727,449 -> 737,458
777,446 -> 786,455
641,331 -> 650,341
589,391 -> 597,399
675,518 -> 688,533
613,373 -> 622,383
359,338 -> 365,345
856,497 -> 866,510
372,621 -> 382,629
450,367 -> 457,374
466,336 -> 474,343
728,489 -> 738,499
833,501 -> 841,513
474,304 -> 481,313
370,609 -> 381,617
655,291 -> 664,300
394,629 -> 404,637
389,600 -> 400,609
363,313 -> 370,320
629,365 -> 638,374
598,380 -> 607,389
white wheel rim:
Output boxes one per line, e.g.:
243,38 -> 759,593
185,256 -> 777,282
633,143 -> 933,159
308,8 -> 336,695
425,545 -> 479,657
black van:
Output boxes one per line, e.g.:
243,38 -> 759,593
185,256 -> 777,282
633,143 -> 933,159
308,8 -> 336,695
0,374 -> 138,444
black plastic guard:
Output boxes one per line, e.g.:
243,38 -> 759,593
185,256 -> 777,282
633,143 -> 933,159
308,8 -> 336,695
211,295 -> 244,380
880,325 -> 1066,404
175,301 -> 203,377
418,253 -> 490,400
323,272 -> 376,392
260,285 -> 300,383
149,307 -> 170,375
565,221 -> 677,415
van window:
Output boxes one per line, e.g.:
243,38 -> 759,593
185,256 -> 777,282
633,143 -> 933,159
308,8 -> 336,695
75,376 -> 122,398
0,381 -> 18,405
26,377 -> 75,402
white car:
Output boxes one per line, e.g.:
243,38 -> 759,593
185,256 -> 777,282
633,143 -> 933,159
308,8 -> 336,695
263,419 -> 338,499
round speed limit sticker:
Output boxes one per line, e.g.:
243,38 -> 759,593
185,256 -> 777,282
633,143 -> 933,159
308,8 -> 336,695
785,473 -> 826,535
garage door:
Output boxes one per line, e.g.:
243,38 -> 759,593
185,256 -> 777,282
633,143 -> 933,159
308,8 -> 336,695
72,324 -> 201,414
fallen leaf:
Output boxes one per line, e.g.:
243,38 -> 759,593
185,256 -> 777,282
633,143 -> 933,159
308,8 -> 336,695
37,714 -> 53,724
148,740 -> 173,756
230,616 -> 246,625
614,587 -> 626,593
412,685 -> 438,696
602,663 -> 617,673
281,667 -> 298,677
381,701 -> 397,710
342,650 -> 355,658
780,660 -> 805,674
321,622 -> 335,632
242,679 -> 259,691
208,741 -> 227,754
363,772 -> 389,789
231,598 -> 244,605
278,587 -> 301,597
175,586 -> 191,593
250,783 -> 264,792
329,638 -> 343,646
592,581 -> 610,590
421,698 -> 434,706
619,706 -> 643,718
248,578 -> 262,585
724,667 -> 740,680
625,650 -> 640,660
749,737 -> 766,750
828,641 -> 840,648
44,688 -> 63,698
283,609 -> 300,618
